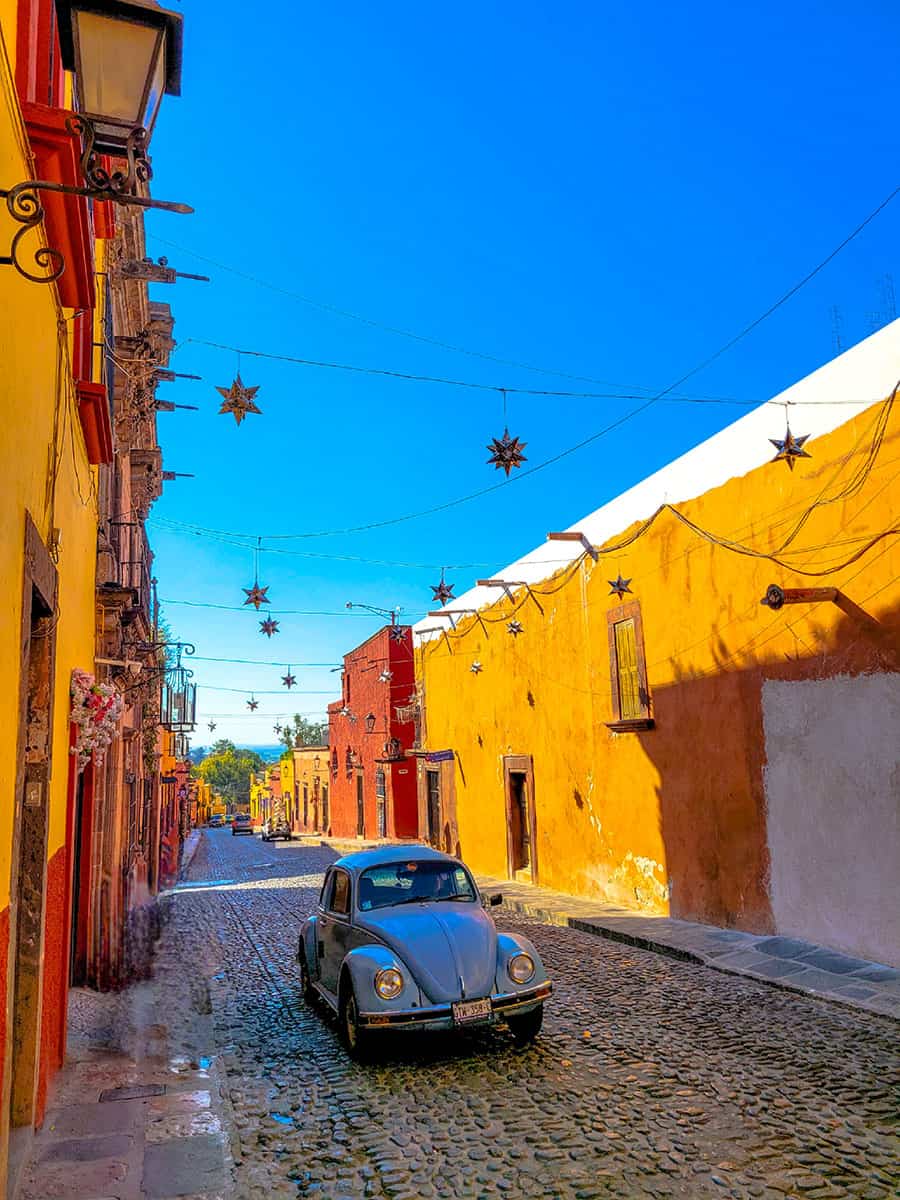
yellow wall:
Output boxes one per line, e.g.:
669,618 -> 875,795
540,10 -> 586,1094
280,753 -> 295,824
0,19 -> 99,908
417,398 -> 900,929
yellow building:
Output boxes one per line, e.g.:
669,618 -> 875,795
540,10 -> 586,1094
292,746 -> 330,833
413,326 -> 900,967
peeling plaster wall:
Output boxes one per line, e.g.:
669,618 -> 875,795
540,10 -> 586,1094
762,674 -> 900,966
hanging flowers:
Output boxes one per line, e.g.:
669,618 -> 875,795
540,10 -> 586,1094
70,668 -> 123,771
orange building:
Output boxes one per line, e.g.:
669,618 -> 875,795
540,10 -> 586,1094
413,324 -> 900,966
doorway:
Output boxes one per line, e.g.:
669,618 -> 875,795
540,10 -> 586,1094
6,517 -> 58,1188
425,770 -> 441,847
68,762 -> 94,987
503,756 -> 538,883
356,772 -> 365,836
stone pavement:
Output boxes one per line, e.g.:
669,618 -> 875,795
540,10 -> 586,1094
476,873 -> 900,1021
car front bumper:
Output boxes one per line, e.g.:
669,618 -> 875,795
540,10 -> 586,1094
358,981 -> 552,1033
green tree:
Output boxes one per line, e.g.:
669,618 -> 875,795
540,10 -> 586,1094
279,716 -> 328,751
195,740 -> 264,807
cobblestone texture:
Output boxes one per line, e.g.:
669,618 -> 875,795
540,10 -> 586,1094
168,832 -> 899,1200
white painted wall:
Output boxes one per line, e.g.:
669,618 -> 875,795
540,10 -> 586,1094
762,673 -> 900,966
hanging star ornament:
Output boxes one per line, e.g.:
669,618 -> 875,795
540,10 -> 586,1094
274,723 -> 282,735
507,619 -> 524,636
431,569 -> 455,606
379,669 -> 393,683
388,625 -> 407,643
281,669 -> 296,689
608,575 -> 633,600
260,617 -> 280,637
486,427 -> 527,476
470,661 -> 483,674
243,583 -> 270,610
216,374 -> 262,425
207,721 -> 217,732
246,696 -> 259,711
769,425 -> 812,470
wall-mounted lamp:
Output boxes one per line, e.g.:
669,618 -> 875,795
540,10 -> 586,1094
1,0 -> 190,284
364,712 -> 376,734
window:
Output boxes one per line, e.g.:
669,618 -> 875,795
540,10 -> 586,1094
357,861 -> 477,911
328,869 -> 351,916
606,602 -> 653,732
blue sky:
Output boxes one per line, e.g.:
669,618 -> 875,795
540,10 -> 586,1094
143,1 -> 900,747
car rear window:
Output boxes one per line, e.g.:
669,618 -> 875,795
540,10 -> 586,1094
358,861 -> 476,911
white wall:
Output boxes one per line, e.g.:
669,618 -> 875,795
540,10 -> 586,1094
762,673 -> 900,966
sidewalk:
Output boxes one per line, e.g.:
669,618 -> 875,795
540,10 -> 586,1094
15,837 -> 236,1200
479,873 -> 900,1022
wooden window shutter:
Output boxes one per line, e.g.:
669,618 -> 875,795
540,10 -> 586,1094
614,619 -> 641,719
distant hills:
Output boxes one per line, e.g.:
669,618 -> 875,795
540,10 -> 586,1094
189,743 -> 284,764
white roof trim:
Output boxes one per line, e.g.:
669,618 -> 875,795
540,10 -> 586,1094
413,320 -> 900,643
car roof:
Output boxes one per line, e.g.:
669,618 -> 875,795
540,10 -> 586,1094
333,844 -> 459,872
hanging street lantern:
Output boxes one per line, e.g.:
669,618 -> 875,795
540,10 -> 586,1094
54,0 -> 184,156
159,643 -> 196,733
1,0 -> 189,285
365,712 -> 376,734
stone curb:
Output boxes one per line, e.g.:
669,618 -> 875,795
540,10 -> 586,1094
495,895 -> 900,1024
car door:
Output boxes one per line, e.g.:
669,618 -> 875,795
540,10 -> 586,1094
319,867 -> 353,995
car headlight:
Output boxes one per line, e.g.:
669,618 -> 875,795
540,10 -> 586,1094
508,952 -> 535,984
374,967 -> 404,999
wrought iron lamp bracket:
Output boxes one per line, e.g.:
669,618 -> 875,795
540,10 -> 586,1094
0,116 -> 192,284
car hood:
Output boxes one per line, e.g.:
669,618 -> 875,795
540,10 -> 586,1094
356,905 -> 497,1004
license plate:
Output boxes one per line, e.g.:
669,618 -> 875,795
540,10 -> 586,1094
452,997 -> 492,1024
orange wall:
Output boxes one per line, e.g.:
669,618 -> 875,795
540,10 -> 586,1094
416,397 -> 900,932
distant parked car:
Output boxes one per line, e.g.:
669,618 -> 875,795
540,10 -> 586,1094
223,813 -> 234,823
262,817 -> 291,842
298,845 -> 551,1058
232,813 -> 254,836
208,814 -> 225,828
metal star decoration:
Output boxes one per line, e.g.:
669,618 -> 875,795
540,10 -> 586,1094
246,696 -> 259,711
470,661 -> 483,674
216,374 -> 262,425
379,670 -> 393,683
507,619 -> 524,636
259,617 -> 280,637
274,723 -> 282,735
281,670 -> 296,689
431,570 -> 455,606
608,575 -> 633,600
207,721 -> 216,732
769,425 -> 812,470
388,625 -> 407,643
243,583 -> 270,610
486,427 -> 527,476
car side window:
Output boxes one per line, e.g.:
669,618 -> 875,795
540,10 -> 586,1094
329,869 -> 351,917
318,871 -> 331,910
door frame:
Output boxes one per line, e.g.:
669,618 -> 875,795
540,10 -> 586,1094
3,514 -> 59,1159
502,755 -> 538,885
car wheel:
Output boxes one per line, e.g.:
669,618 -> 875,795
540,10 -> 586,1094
299,950 -> 316,1004
339,979 -> 370,1060
507,1003 -> 543,1047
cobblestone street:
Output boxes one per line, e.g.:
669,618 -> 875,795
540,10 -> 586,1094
163,832 -> 898,1200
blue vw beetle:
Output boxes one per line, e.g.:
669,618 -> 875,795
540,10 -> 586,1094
298,845 -> 551,1056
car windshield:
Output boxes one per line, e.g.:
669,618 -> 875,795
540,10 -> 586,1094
357,861 -> 477,911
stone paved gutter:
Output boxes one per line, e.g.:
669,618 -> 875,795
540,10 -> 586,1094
477,873 -> 900,1022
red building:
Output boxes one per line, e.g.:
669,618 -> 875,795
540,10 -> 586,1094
327,626 -> 418,839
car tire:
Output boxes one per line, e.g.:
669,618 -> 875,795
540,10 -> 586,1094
507,1003 -> 543,1047
299,950 -> 316,1004
339,978 -> 370,1060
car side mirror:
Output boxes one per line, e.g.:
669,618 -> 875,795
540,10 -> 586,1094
483,892 -> 503,907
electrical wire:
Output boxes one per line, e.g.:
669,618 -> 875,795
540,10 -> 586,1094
156,183 -> 900,542
160,597 -> 427,617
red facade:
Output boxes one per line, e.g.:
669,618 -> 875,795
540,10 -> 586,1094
327,626 -> 418,840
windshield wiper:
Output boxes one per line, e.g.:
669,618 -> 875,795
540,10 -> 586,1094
433,894 -> 476,902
